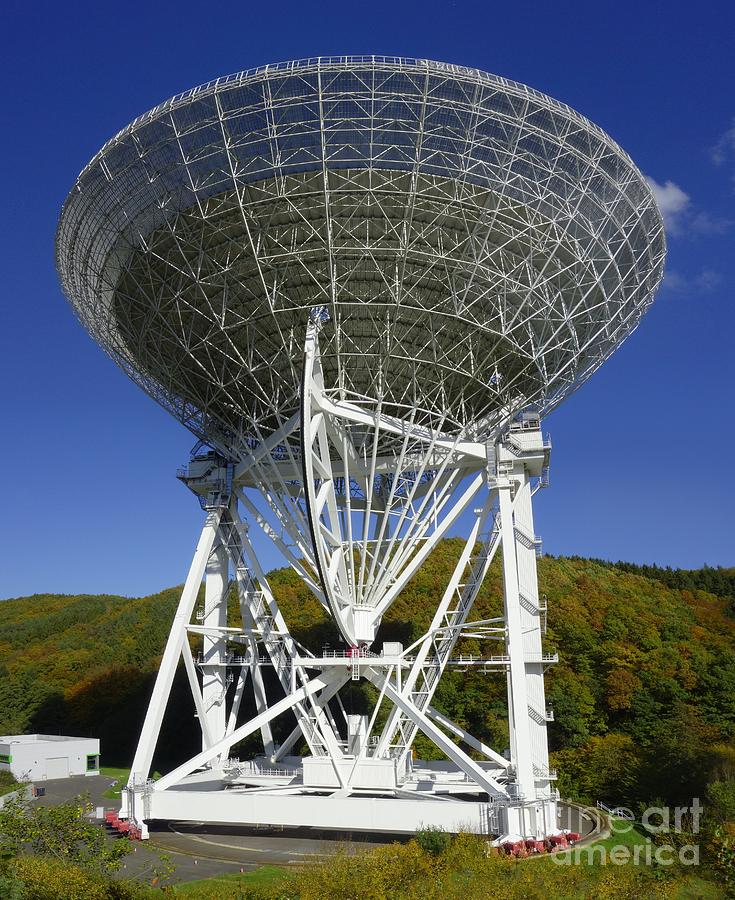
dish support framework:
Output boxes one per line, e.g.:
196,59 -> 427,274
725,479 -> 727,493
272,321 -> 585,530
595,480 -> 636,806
121,316 -> 559,840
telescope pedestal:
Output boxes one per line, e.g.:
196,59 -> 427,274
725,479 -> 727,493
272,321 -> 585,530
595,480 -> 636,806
123,330 -> 559,842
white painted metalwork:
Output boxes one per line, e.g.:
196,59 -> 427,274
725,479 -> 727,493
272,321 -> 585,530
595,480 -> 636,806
58,57 -> 665,841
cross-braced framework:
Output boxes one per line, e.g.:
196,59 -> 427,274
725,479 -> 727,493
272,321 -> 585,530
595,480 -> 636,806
119,329 -> 559,838
56,56 -> 665,453
56,57 -> 665,839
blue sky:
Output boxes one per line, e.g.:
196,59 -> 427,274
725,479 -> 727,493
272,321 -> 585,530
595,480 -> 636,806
1,0 -> 734,599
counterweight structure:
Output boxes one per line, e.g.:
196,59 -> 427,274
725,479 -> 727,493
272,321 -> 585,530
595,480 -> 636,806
56,57 -> 665,840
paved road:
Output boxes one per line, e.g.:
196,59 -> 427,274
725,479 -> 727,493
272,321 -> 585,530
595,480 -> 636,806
558,801 -> 599,836
152,820 -> 395,862
27,773 -> 112,809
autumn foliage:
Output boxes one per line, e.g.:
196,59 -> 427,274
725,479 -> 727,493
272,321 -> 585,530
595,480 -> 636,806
1,545 -> 734,818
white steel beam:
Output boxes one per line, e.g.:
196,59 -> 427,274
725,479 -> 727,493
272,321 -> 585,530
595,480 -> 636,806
236,577 -> 275,758
200,543 -> 229,749
127,509 -> 222,790
498,479 -> 535,798
181,639 -> 214,751
372,471 -> 486,618
363,668 -> 508,798
376,490 -> 499,755
225,665 -> 250,739
153,670 -> 342,792
425,705 -> 510,769
230,510 -> 345,762
272,673 -> 350,763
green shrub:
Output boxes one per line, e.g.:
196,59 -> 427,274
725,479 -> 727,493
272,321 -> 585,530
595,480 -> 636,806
13,857 -> 115,900
0,772 -> 18,797
0,873 -> 25,900
709,824 -> 735,898
415,826 -> 452,856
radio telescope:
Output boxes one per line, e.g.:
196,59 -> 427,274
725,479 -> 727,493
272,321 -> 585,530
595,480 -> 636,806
56,57 -> 665,841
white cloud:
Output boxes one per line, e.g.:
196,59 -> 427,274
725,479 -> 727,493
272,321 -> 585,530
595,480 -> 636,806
661,270 -> 687,292
646,177 -> 690,235
689,210 -> 733,234
712,120 -> 735,167
694,268 -> 723,291
662,268 -> 722,294
645,176 -> 731,237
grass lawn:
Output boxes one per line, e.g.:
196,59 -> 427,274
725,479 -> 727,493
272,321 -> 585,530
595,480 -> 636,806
171,836 -> 726,900
547,817 -> 722,898
100,766 -> 131,800
100,766 -> 161,801
548,815 -> 652,863
174,865 -> 289,897
0,774 -> 21,797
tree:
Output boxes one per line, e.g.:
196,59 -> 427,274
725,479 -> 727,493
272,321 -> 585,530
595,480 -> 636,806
0,792 -> 130,875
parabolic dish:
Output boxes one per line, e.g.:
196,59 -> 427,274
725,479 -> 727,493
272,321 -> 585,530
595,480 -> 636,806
56,56 -> 665,451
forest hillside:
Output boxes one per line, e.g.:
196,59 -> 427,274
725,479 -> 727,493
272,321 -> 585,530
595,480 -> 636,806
1,546 -> 734,816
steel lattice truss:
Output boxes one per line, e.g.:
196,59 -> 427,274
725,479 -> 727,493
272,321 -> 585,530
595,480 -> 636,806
57,58 -> 666,841
56,56 -> 665,452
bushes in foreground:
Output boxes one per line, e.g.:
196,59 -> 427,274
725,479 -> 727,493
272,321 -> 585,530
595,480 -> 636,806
232,834 -> 702,900
0,794 -> 170,900
7,857 -> 155,900
0,771 -> 19,796
1,832 -> 730,900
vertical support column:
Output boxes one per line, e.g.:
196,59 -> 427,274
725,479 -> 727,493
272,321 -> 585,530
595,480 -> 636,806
200,543 -> 229,754
125,508 -> 222,809
495,419 -> 557,837
498,483 -> 535,800
235,558 -> 276,760
512,473 -> 551,779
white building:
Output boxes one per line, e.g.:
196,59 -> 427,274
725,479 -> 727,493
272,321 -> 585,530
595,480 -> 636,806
0,734 -> 100,781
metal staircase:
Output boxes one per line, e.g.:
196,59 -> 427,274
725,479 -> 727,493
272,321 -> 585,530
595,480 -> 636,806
195,579 -> 235,622
513,525 -> 543,557
206,673 -> 234,710
519,591 -> 548,635
527,704 -> 554,726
